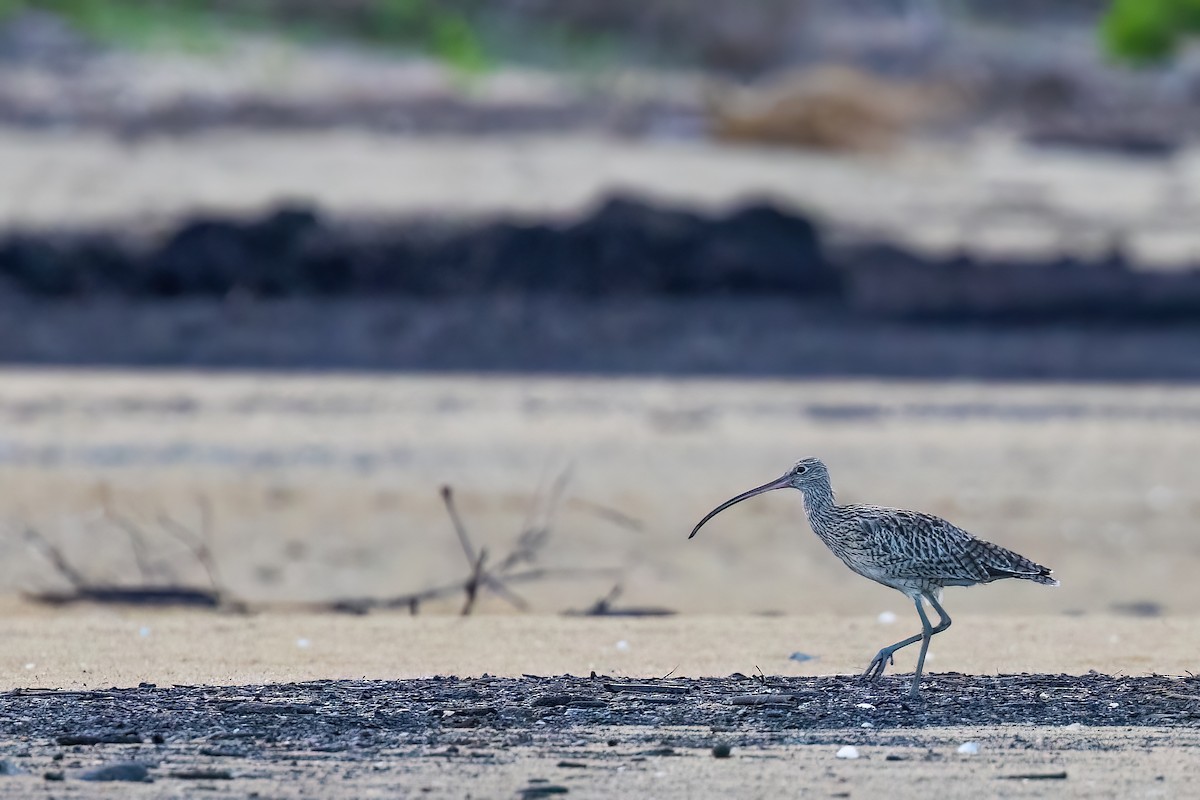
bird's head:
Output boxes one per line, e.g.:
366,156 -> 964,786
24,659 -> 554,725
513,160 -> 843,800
688,457 -> 829,539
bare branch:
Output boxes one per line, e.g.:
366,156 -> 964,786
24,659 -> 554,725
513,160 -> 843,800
158,512 -> 221,594
481,575 -> 530,612
440,486 -> 478,567
496,527 -> 547,573
157,497 -> 223,595
460,547 -> 488,616
586,583 -> 624,615
198,495 -> 222,588
334,565 -> 615,616
317,475 -> 623,616
517,462 -> 553,542
23,495 -> 227,611
495,465 -> 572,573
101,505 -> 158,583
23,526 -> 85,589
542,464 -> 574,527
494,566 -> 620,584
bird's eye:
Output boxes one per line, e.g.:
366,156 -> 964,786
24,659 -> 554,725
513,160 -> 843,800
795,466 -> 807,474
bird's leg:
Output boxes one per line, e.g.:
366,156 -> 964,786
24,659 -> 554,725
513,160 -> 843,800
862,598 -> 929,682
908,598 -> 936,697
908,595 -> 954,697
925,594 -> 953,636
862,633 -> 921,680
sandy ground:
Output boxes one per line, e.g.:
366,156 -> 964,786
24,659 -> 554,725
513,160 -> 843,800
0,608 -> 1193,691
0,370 -> 1196,617
0,723 -> 1192,799
237,727 -> 1200,800
3,129 -> 1200,264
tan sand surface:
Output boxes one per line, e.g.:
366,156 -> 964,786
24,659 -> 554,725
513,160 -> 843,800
329,726 -> 1200,800
0,370 -> 1196,616
316,727 -> 1200,800
6,728 -> 1189,800
0,608 -> 1191,691
0,719 -> 1193,799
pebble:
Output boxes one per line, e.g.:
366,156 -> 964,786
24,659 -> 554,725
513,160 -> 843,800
836,746 -> 860,759
615,641 -> 630,652
711,742 -> 732,758
877,611 -> 897,625
855,703 -> 875,710
788,652 -> 817,662
957,742 -> 980,755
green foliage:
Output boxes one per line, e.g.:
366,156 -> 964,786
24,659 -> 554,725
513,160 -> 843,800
0,0 -> 240,52
430,13 -> 488,75
366,0 -> 489,75
1102,0 -> 1200,64
0,0 -> 491,73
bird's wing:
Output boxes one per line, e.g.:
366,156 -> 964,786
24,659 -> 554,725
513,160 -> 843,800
852,506 -> 994,583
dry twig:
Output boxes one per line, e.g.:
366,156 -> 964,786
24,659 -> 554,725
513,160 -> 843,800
327,470 -> 617,616
22,498 -> 225,609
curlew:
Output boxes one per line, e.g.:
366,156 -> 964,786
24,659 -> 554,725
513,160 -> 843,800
689,457 -> 1057,697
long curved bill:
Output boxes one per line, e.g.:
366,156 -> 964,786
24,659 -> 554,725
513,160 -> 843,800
688,474 -> 792,539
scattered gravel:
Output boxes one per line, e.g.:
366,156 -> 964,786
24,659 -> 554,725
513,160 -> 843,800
3,672 -> 1198,758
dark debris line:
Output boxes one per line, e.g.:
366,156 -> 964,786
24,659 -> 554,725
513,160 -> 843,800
1,673 -> 1198,758
4,197 -> 1200,323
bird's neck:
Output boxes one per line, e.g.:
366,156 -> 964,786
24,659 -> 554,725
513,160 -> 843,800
800,483 -> 837,532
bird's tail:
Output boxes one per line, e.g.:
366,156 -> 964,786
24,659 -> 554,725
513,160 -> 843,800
980,542 -> 1059,586
1024,566 -> 1059,587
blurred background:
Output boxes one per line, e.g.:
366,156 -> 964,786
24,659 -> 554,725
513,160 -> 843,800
0,0 -> 1197,620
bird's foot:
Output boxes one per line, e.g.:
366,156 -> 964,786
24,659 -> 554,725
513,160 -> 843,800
861,650 -> 895,682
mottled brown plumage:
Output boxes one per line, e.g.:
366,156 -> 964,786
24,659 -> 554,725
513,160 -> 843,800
689,457 -> 1057,697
